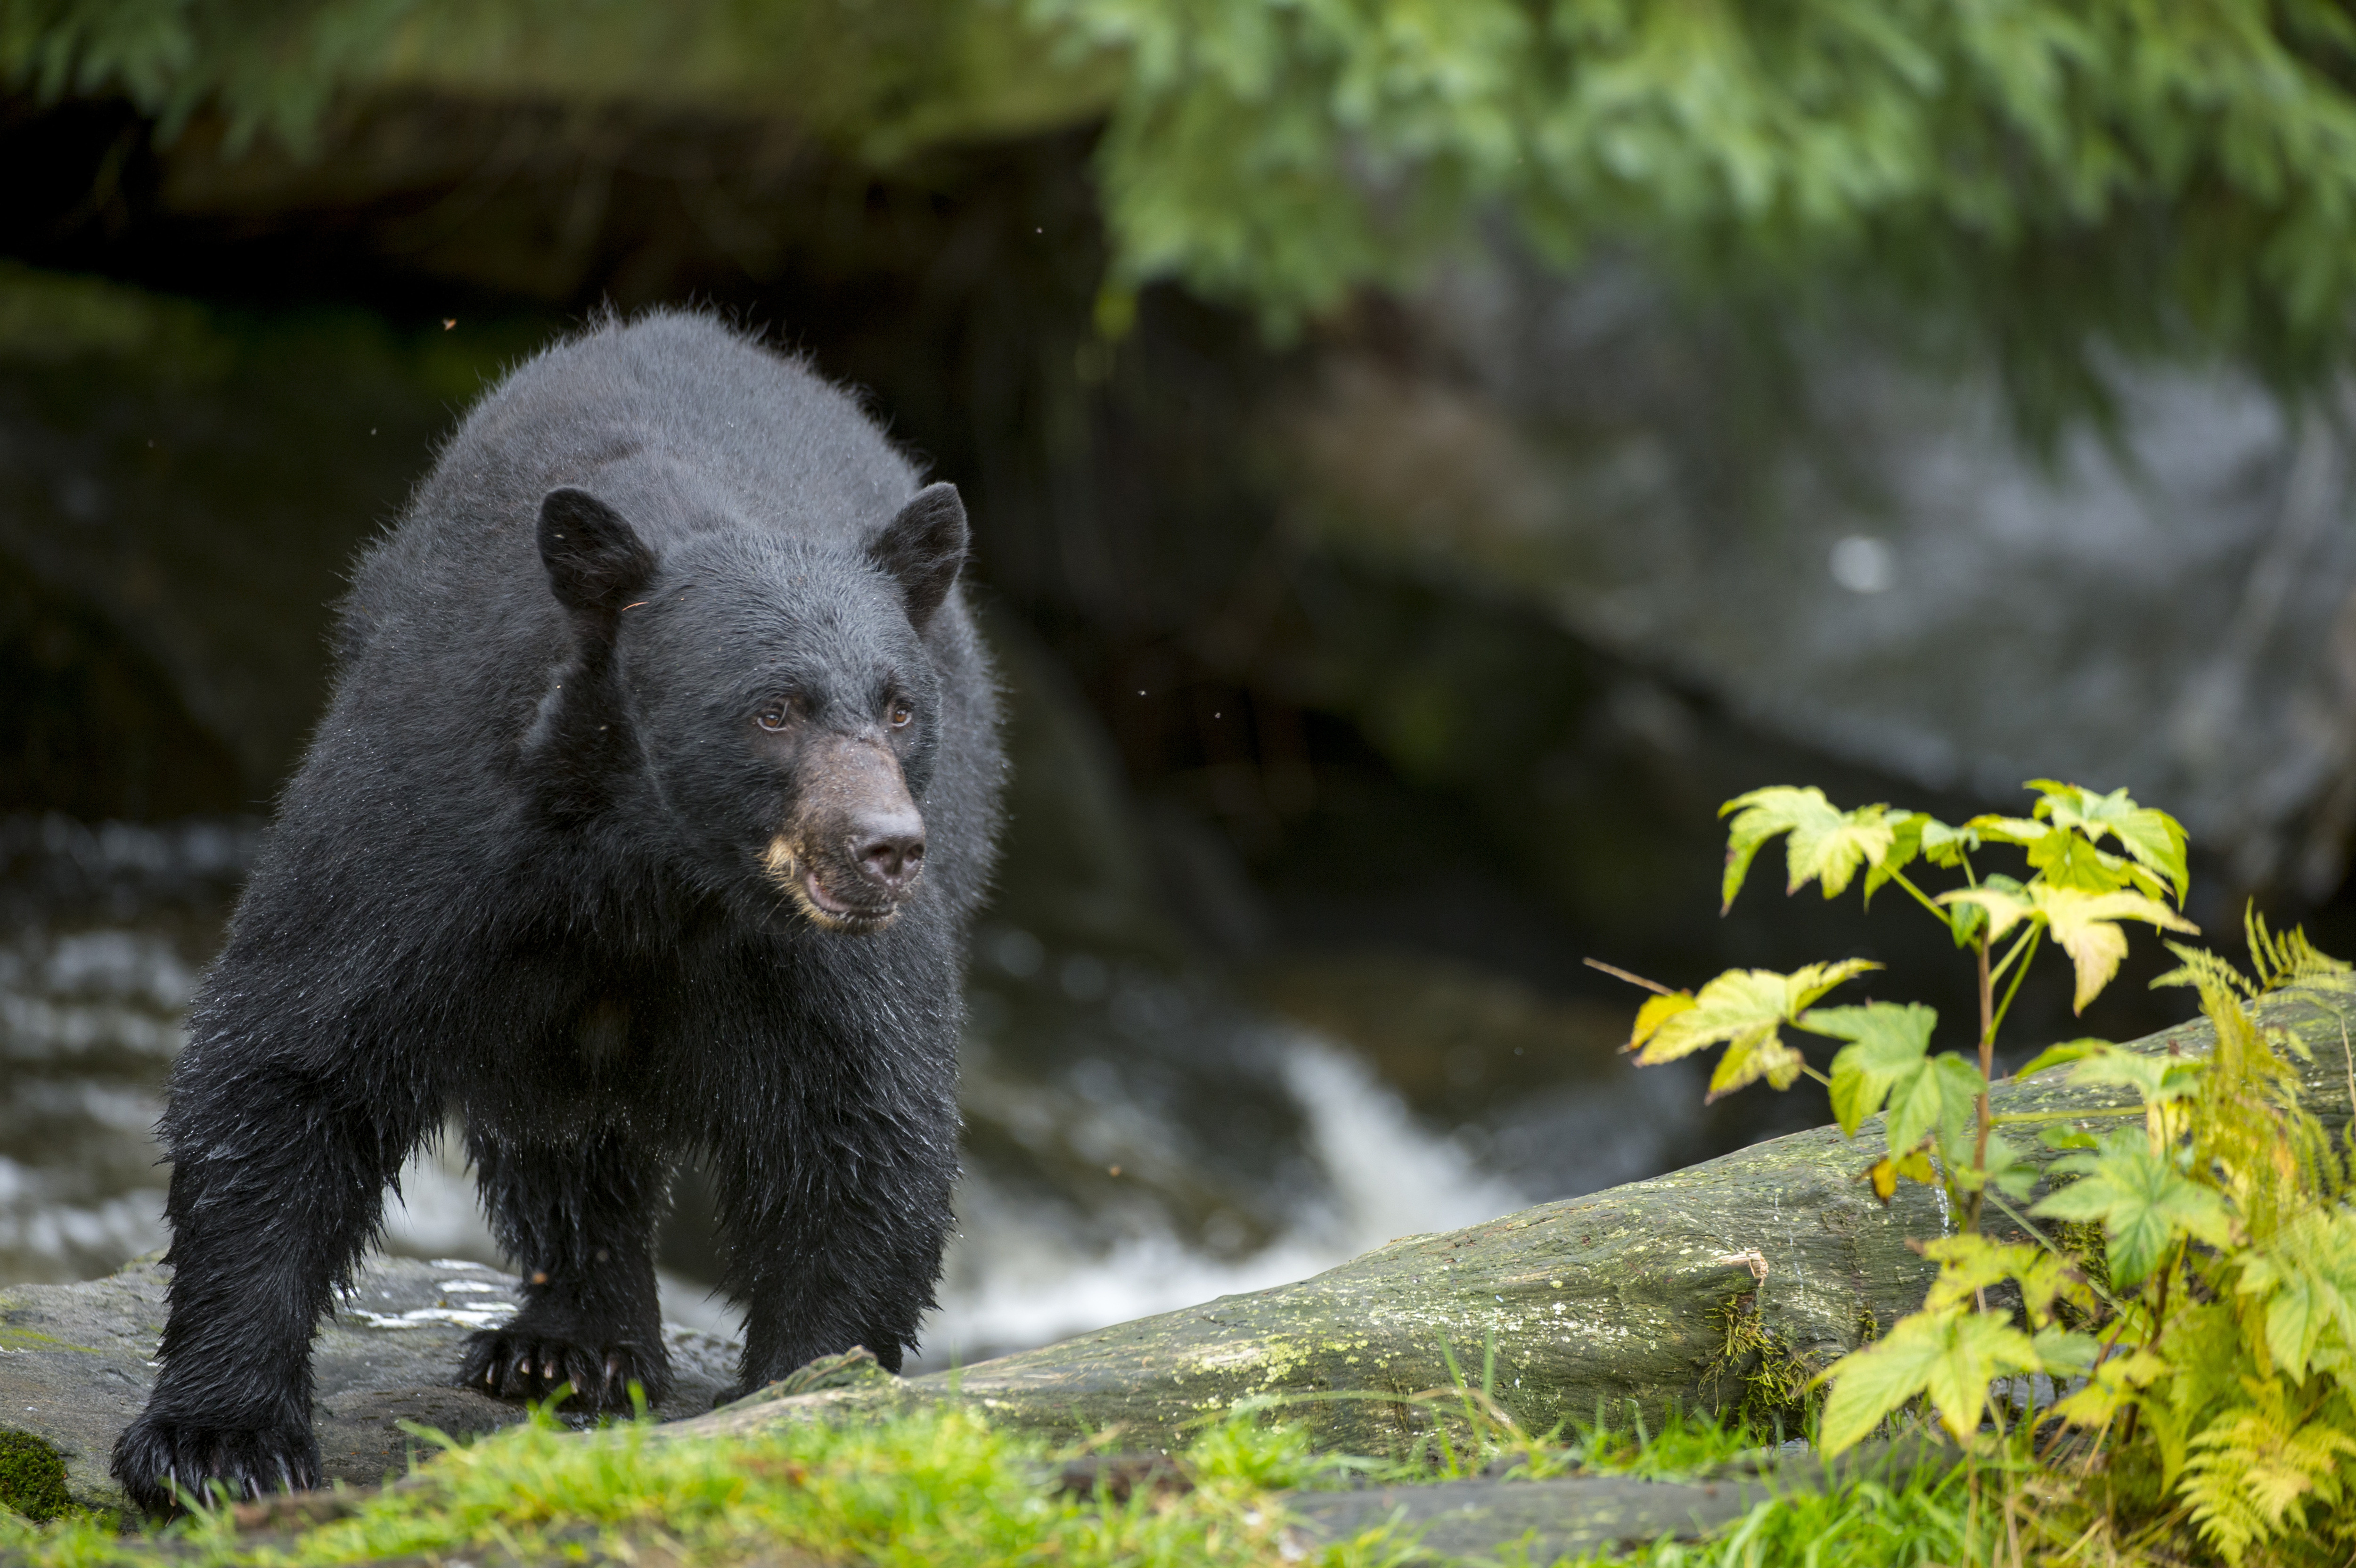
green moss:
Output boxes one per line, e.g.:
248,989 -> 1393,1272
1711,1290 -> 1821,1435
0,1429 -> 71,1524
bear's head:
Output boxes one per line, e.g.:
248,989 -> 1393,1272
527,481 -> 968,935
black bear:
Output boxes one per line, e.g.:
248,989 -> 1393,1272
110,312 -> 1003,1511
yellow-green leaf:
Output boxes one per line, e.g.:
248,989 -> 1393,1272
2028,780 -> 2190,905
1817,1304 -> 2037,1454
2012,1037 -> 2106,1081
2033,1131 -> 2236,1289
1938,884 -> 2036,943
1938,884 -> 2198,1011
1864,1146 -> 1937,1203
1719,787 -> 1898,912
2037,888 -> 2199,1012
2063,1042 -> 2204,1106
1625,991 -> 1696,1053
2045,1346 -> 2166,1429
2234,1208 -> 2356,1382
1630,962 -> 1878,1097
1805,1002 -> 1937,1137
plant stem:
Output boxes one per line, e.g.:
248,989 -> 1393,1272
1989,927 -> 2043,1041
1883,868 -> 1952,924
1990,1106 -> 2142,1125
1988,923 -> 2039,987
1969,934 -> 1996,1231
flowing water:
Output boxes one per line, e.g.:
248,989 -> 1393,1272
0,809 -> 1713,1371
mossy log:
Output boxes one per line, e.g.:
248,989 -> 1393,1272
692,978 -> 2356,1454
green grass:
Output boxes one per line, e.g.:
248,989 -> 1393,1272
0,1398 -> 2001,1568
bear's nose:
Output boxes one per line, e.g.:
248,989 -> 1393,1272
852,810 -> 926,890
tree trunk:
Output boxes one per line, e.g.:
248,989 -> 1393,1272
690,978 -> 2356,1453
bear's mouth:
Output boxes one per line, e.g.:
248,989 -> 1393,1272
799,869 -> 899,932
761,838 -> 900,934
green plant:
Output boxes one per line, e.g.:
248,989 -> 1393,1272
1610,780 -> 2356,1563
0,1430 -> 72,1523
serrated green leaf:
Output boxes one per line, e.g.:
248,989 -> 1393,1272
1805,1002 -> 1938,1137
1939,884 -> 2034,943
1939,884 -> 2198,1011
2046,1346 -> 2166,1429
1917,817 -> 1980,868
2028,780 -> 2190,905
2234,1208 -> 2356,1382
1860,811 -> 1925,906
1631,962 -> 1877,1106
1718,787 -> 1898,912
2064,1043 -> 2205,1105
1625,990 -> 1696,1052
1708,1029 -> 1808,1100
1817,1304 -> 2036,1454
2026,828 -> 2168,898
2029,1325 -> 2100,1376
2033,1132 -> 2236,1289
2012,1037 -> 2106,1081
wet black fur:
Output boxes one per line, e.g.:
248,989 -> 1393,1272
110,312 -> 1004,1512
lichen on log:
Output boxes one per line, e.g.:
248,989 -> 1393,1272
688,976 -> 2356,1453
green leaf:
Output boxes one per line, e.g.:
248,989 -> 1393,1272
1919,1053 -> 1987,1170
1817,1304 -> 2037,1454
2233,1208 -> 2356,1382
2032,1131 -> 2235,1289
1916,817 -> 1980,868
2012,1037 -> 2106,1081
1860,812 -> 1923,906
2063,1043 -> 2205,1106
1624,991 -> 1696,1052
1805,1002 -> 1938,1137
2028,780 -> 2190,905
2029,1325 -> 2100,1377
1718,788 -> 1898,913
1630,961 -> 1877,1102
1938,884 -> 2198,1011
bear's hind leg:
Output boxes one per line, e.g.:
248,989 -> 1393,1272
460,1128 -> 673,1411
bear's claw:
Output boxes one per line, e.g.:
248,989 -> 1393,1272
458,1327 -> 667,1411
111,1412 -> 321,1515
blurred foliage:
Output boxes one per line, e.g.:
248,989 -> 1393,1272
12,0 -> 2356,419
1045,0 -> 2356,425
0,0 -> 1117,162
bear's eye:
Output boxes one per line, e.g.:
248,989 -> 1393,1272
888,700 -> 914,729
756,700 -> 794,733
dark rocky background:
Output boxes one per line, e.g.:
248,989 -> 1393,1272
4,45 -> 2352,1366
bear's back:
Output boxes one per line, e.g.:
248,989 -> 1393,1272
335,312 -> 921,716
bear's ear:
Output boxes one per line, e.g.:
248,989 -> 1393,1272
867,482 -> 967,630
540,488 -> 656,629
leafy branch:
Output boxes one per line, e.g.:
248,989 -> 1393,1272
1605,777 -> 2356,1562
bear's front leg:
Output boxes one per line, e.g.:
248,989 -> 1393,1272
459,1128 -> 673,1411
111,1063 -> 423,1514
712,1097 -> 957,1397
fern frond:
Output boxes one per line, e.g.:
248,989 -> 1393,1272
2152,940 -> 2253,998
2182,1383 -> 2356,1565
2246,907 -> 2351,996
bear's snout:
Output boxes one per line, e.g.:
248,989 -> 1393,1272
852,808 -> 925,890
765,734 -> 928,932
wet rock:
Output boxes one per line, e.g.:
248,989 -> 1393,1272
0,1254 -> 735,1512
1282,258 -> 2356,902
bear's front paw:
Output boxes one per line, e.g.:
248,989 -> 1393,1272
458,1326 -> 670,1411
110,1411 -> 321,1515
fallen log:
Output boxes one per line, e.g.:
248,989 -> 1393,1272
6,981 -> 2346,1513
690,976 -> 2356,1454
